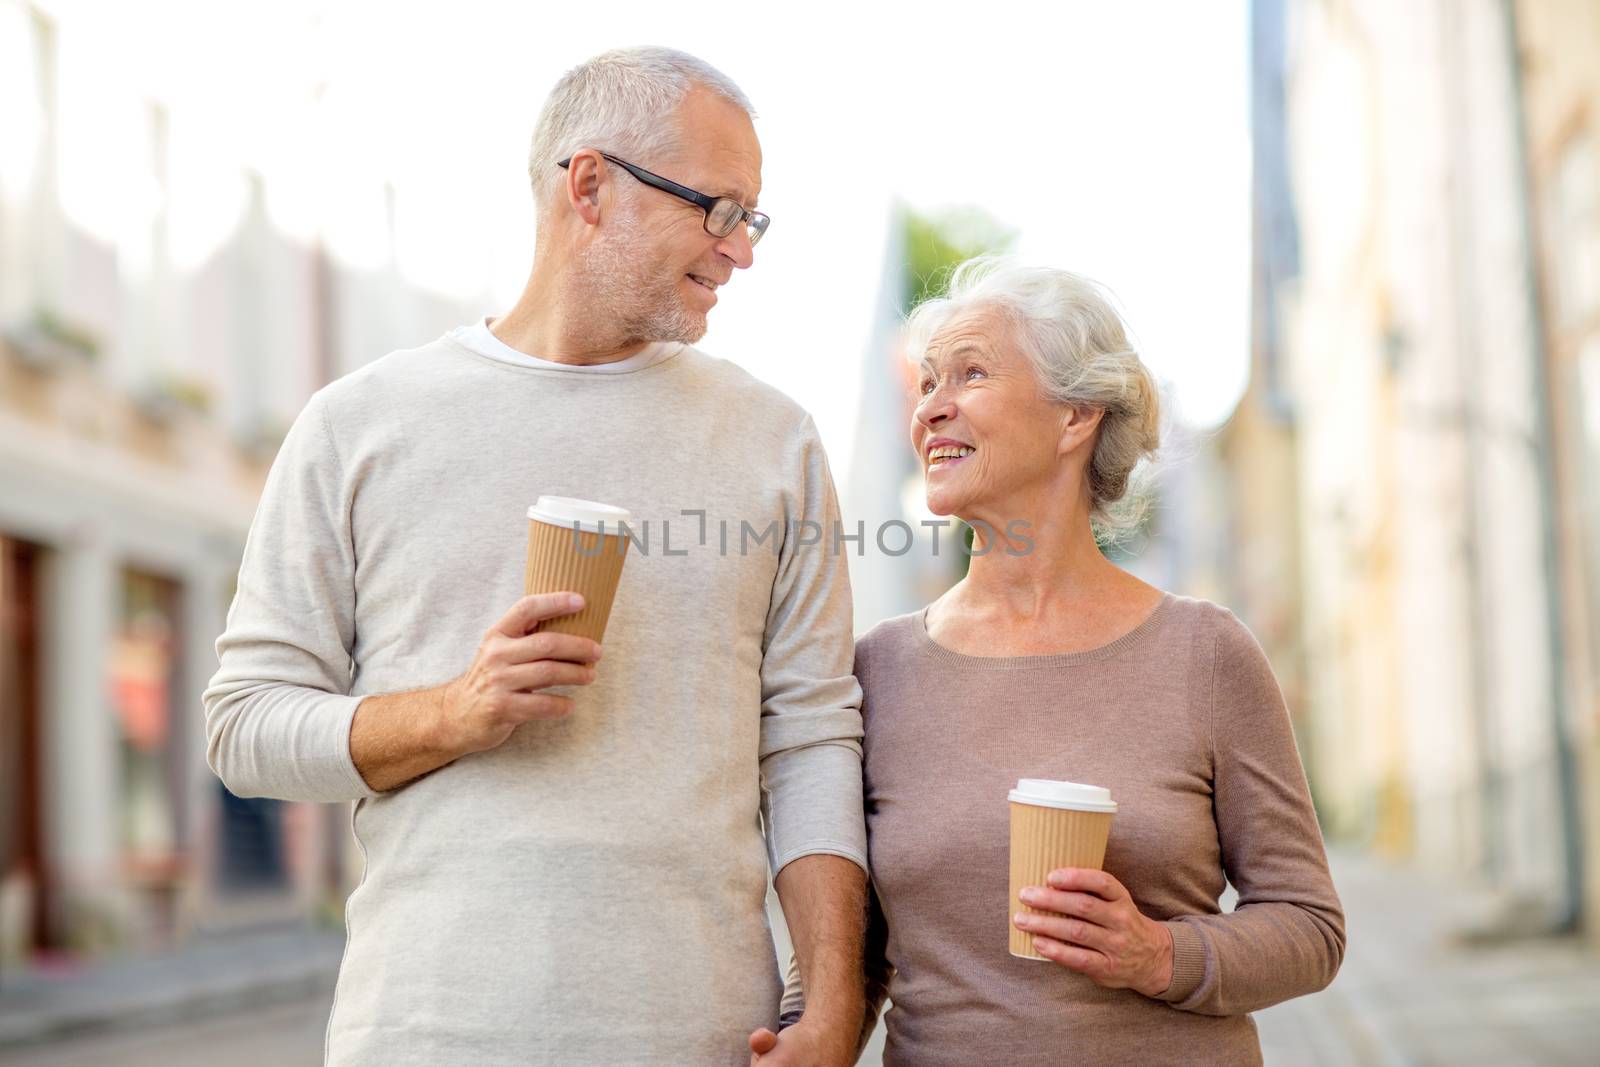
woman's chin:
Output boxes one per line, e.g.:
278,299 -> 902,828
922,490 -> 963,518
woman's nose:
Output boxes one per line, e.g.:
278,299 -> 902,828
916,390 -> 954,427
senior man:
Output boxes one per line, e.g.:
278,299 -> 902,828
204,47 -> 866,1066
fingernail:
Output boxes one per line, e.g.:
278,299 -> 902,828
568,594 -> 584,610
1019,888 -> 1038,904
1013,912 -> 1030,928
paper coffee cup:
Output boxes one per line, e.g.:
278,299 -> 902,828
523,496 -> 632,643
1008,778 -> 1117,960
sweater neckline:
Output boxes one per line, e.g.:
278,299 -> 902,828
911,593 -> 1176,670
442,325 -> 687,376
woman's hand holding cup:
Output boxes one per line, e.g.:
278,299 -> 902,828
1012,868 -> 1175,998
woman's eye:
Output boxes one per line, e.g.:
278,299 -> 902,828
966,366 -> 986,381
919,379 -> 935,396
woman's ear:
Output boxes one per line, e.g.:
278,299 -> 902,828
1057,405 -> 1105,458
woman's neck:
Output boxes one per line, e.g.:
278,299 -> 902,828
930,493 -> 1159,655
956,492 -> 1116,617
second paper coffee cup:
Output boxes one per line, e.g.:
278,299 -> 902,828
1008,778 -> 1118,961
523,495 -> 632,643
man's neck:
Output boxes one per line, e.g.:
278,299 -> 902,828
490,264 -> 649,367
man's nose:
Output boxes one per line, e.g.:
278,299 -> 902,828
715,224 -> 756,270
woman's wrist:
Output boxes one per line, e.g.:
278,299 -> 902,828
1135,919 -> 1175,998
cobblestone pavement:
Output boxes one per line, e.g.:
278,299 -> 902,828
0,997 -> 326,1066
1250,850 -> 1600,1066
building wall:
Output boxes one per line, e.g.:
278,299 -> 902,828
1221,0 -> 1310,813
1259,0 -> 1578,920
1516,0 -> 1600,941
0,1 -> 486,959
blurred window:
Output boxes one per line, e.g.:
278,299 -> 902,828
110,571 -> 185,876
1548,130 -> 1600,697
1,536 -> 48,959
1579,339 -> 1600,676
1550,133 -> 1600,329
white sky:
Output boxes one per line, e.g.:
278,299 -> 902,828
29,0 -> 1251,474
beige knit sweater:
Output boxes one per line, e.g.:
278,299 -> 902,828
204,330 -> 868,1065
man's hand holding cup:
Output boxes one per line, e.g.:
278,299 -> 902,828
435,592 -> 603,756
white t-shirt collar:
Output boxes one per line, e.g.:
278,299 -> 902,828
450,317 -> 682,374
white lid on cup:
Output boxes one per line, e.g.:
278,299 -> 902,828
1008,779 -> 1118,813
527,495 -> 633,535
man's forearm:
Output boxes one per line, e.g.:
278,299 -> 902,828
775,854 -> 868,1031
349,684 -> 464,792
347,595 -> 600,793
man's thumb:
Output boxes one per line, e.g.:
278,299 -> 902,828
748,1027 -> 779,1055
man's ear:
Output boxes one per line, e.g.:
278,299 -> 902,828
564,149 -> 606,226
1057,405 -> 1105,458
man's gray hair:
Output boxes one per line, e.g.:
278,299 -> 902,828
527,46 -> 755,217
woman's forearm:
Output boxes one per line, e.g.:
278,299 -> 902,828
1156,898 -> 1346,1015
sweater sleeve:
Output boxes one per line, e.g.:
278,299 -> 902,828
202,390 -> 380,803
757,414 -> 868,877
1156,611 -> 1346,1015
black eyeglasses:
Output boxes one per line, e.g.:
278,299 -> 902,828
558,152 -> 769,246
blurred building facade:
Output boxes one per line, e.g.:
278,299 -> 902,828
844,204 -> 1015,631
1516,0 -> 1600,945
1217,0 -> 1310,788
1236,0 -> 1599,938
843,204 -> 932,634
0,1 -> 480,970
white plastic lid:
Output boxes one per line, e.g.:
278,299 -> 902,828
1008,778 -> 1117,813
527,496 -> 633,535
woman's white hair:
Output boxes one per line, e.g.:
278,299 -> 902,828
905,255 -> 1162,537
527,47 -> 754,220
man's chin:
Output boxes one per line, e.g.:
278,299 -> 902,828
657,308 -> 708,345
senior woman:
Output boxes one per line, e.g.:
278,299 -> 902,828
761,257 -> 1344,1067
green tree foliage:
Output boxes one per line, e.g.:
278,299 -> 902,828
899,206 -> 1018,576
902,206 -> 1018,311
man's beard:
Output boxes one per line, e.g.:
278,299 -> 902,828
567,199 -> 708,347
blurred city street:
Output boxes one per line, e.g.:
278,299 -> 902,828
1255,852 -> 1600,1067
3,850 -> 1599,1065
4,0 -> 1600,1063
0,997 -> 326,1066
0,925 -> 341,1053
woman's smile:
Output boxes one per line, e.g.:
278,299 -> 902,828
926,439 -> 977,471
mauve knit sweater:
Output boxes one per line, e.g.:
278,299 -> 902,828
784,593 -> 1345,1066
